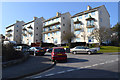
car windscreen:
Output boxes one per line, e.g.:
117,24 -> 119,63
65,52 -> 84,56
54,48 -> 65,53
35,47 -> 42,49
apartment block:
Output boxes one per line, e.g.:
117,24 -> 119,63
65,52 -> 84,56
43,12 -> 71,45
5,21 -> 25,44
22,17 -> 45,45
71,5 -> 110,44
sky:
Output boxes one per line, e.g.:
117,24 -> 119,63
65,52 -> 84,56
0,2 -> 118,35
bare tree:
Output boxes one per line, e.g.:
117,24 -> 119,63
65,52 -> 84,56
62,32 -> 76,47
90,27 -> 111,45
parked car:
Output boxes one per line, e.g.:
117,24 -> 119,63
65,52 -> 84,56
29,47 -> 45,56
46,48 -> 53,53
42,47 -> 49,52
70,46 -> 97,55
51,47 -> 67,62
14,46 -> 30,52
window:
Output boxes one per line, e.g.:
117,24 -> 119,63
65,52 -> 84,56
57,31 -> 60,35
76,38 -> 80,42
16,30 -> 18,32
36,27 -> 38,29
31,34 -> 32,37
52,32 -> 54,36
100,11 -> 102,14
16,25 -> 18,27
48,33 -> 50,36
91,12 -> 95,15
87,28 -> 94,32
79,16 -> 82,19
16,35 -> 18,37
54,38 -> 57,43
36,34 -> 38,36
100,18 -> 102,22
63,17 -> 65,19
75,23 -> 81,29
63,24 -> 65,26
85,14 -> 88,17
73,17 -> 77,21
36,40 -> 38,42
75,31 -> 80,34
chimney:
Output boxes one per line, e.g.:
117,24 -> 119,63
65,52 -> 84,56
87,5 -> 92,10
16,20 -> 19,23
56,12 -> 61,17
34,17 -> 38,20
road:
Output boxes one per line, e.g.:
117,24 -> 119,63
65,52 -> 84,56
25,52 -> 119,79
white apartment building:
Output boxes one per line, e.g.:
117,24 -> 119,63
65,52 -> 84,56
22,17 -> 45,45
71,5 -> 110,44
43,12 -> 71,45
5,21 -> 25,44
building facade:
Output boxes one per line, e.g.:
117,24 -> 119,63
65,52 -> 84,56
5,21 -> 25,44
22,17 -> 45,45
43,12 -> 71,45
71,5 -> 110,44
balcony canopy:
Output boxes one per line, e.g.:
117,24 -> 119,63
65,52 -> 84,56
86,15 -> 95,21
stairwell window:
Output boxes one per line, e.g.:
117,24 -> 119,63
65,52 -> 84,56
63,24 -> 65,26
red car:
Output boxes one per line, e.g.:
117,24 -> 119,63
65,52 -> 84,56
51,47 -> 67,62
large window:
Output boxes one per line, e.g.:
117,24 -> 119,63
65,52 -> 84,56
75,31 -> 80,35
56,31 -> 60,35
73,17 -> 77,21
48,33 -> 50,36
74,23 -> 81,29
87,28 -> 94,32
85,14 -> 88,17
91,12 -> 95,15
87,20 -> 94,26
54,38 -> 58,43
79,16 -> 82,19
76,38 -> 80,42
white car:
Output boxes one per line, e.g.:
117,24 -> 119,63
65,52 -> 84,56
70,46 -> 97,55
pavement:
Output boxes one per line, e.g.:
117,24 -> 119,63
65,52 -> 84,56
2,54 -> 55,79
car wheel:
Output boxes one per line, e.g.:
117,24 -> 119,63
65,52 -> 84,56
88,51 -> 91,55
72,51 -> 77,54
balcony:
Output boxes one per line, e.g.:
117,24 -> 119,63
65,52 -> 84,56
74,19 -> 82,24
86,15 -> 95,21
22,32 -> 27,36
27,31 -> 33,34
43,21 -> 60,28
6,29 -> 13,32
86,25 -> 95,28
27,25 -> 33,29
74,28 -> 82,31
22,27 -> 27,31
6,34 -> 12,37
43,28 -> 60,34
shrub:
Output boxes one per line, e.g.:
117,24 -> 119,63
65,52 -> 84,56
2,43 -> 24,62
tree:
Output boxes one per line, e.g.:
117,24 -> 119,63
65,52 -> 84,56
61,32 -> 76,47
110,23 -> 120,46
90,27 -> 111,45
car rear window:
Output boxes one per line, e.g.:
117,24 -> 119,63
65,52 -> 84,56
54,48 -> 65,53
35,47 -> 42,49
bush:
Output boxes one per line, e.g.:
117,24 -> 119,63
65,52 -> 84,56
2,43 -> 24,62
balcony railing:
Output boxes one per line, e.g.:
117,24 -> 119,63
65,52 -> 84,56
22,27 -> 27,31
27,25 -> 33,29
43,21 -> 60,28
27,31 -> 33,34
43,28 -> 60,34
6,34 -> 12,37
22,33 -> 27,36
86,25 -> 95,28
74,26 -> 82,31
6,29 -> 13,32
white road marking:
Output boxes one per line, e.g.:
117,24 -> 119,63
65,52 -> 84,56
66,69 -> 75,72
84,66 -> 91,68
57,71 -> 65,74
45,73 -> 55,76
92,64 -> 98,66
34,76 -> 42,78
99,63 -> 105,65
33,59 -> 118,78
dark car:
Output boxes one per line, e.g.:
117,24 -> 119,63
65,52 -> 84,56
42,47 -> 49,52
29,47 -> 45,56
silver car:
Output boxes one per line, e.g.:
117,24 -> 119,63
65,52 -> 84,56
70,46 -> 97,55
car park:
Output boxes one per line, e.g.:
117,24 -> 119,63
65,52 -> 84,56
51,47 -> 67,62
29,47 -> 45,56
70,46 -> 97,55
